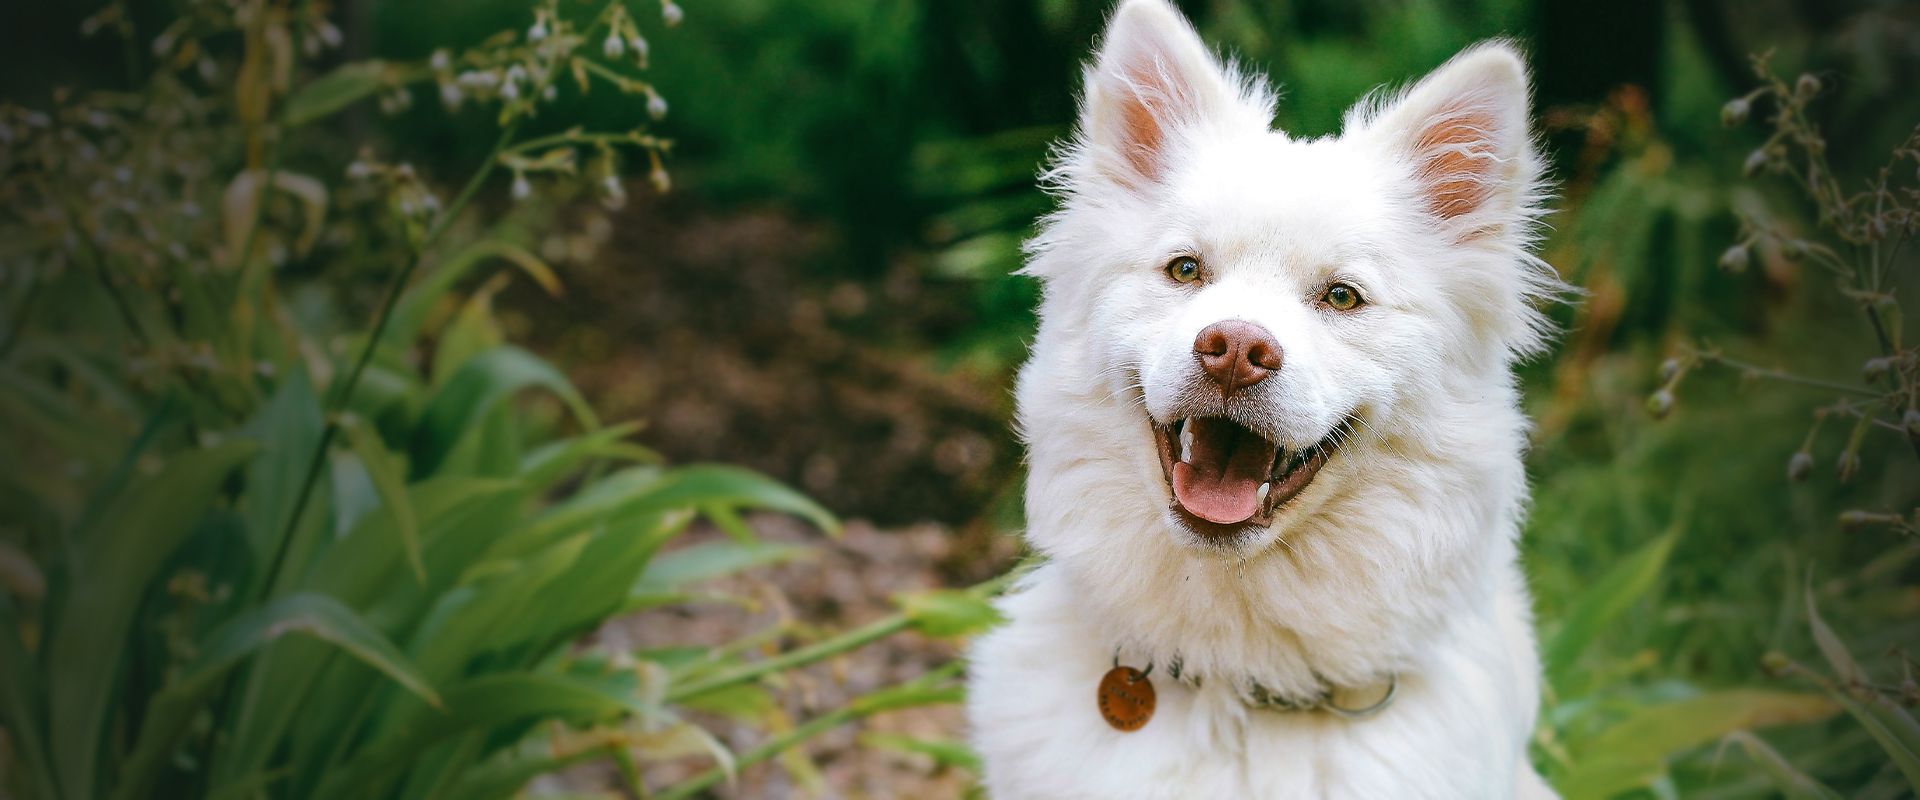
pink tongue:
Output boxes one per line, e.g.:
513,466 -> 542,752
1170,418 -> 1273,525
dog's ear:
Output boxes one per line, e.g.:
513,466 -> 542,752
1355,42 -> 1537,236
1080,0 -> 1245,190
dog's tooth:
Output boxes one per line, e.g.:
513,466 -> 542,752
1179,425 -> 1194,463
1257,482 -> 1270,503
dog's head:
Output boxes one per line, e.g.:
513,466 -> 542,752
1019,0 -> 1559,558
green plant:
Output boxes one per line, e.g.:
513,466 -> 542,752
1646,53 -> 1920,796
0,2 -> 1002,798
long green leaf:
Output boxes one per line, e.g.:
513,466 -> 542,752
114,593 -> 438,800
617,465 -> 839,537
0,597 -> 58,800
1723,731 -> 1843,800
48,439 -> 255,800
342,416 -> 422,583
318,671 -> 650,795
1560,689 -> 1837,800
388,240 -> 564,348
243,368 -> 324,573
409,346 -> 598,476
1544,529 -> 1676,690
285,61 -> 394,127
634,540 -> 812,595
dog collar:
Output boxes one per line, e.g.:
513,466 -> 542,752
1097,652 -> 1397,732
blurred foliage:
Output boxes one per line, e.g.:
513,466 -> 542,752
5,0 -> 1920,798
0,1 -> 1001,798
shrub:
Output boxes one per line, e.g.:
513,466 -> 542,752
0,2 -> 997,798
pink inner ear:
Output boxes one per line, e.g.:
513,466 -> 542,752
1113,60 -> 1191,184
1415,101 -> 1499,220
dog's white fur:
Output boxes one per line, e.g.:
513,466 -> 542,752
966,2 -> 1564,797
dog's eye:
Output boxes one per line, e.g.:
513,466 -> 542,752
1323,283 -> 1363,311
1166,256 -> 1202,284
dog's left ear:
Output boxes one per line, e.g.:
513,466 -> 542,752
1355,42 -> 1537,238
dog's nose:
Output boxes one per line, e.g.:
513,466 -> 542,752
1193,320 -> 1281,396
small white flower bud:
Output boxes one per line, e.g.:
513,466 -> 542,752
430,49 -> 451,71
318,21 -> 343,47
440,83 -> 463,109
528,18 -> 549,42
511,172 -> 532,201
661,1 -> 684,27
646,90 -> 668,120
603,33 -> 625,58
649,161 -> 671,193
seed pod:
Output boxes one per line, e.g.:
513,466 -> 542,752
1658,357 -> 1682,384
1835,451 -> 1861,483
1787,450 -> 1813,482
1760,651 -> 1792,676
1743,149 -> 1768,178
1720,97 -> 1750,127
1646,389 -> 1674,419
1795,73 -> 1821,100
1718,243 -> 1750,273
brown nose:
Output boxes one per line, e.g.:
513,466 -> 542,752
1193,320 -> 1282,396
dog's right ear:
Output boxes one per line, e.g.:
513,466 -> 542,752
1079,0 -> 1244,191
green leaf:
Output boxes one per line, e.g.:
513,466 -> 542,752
1804,581 -> 1866,686
410,346 -> 598,477
1802,585 -> 1920,790
620,465 -> 839,537
0,598 -> 58,800
318,671 -> 650,795
517,421 -> 652,488
896,588 -> 1004,638
114,593 -> 438,800
1544,529 -> 1676,690
859,733 -> 982,771
48,439 -> 255,800
285,61 -> 393,127
635,540 -> 812,595
1723,731 -> 1843,800
431,273 -> 508,387
388,240 -> 564,348
1559,689 -> 1837,800
243,367 -> 324,572
341,416 -> 422,584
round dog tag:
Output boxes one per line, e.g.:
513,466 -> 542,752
1097,666 -> 1155,731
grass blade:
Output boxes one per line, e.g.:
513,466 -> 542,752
47,439 -> 255,800
342,416 -> 422,584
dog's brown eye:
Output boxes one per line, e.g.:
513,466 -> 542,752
1323,283 -> 1363,310
1166,256 -> 1201,284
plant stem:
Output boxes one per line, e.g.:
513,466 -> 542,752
653,662 -> 967,800
665,614 -> 911,704
1694,351 -> 1882,399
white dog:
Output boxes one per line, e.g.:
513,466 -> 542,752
965,1 -> 1563,797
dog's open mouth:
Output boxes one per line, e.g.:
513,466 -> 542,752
1151,416 -> 1347,536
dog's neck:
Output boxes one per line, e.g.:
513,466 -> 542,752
1020,373 -> 1528,704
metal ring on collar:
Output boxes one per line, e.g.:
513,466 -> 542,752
1320,674 -> 1398,720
